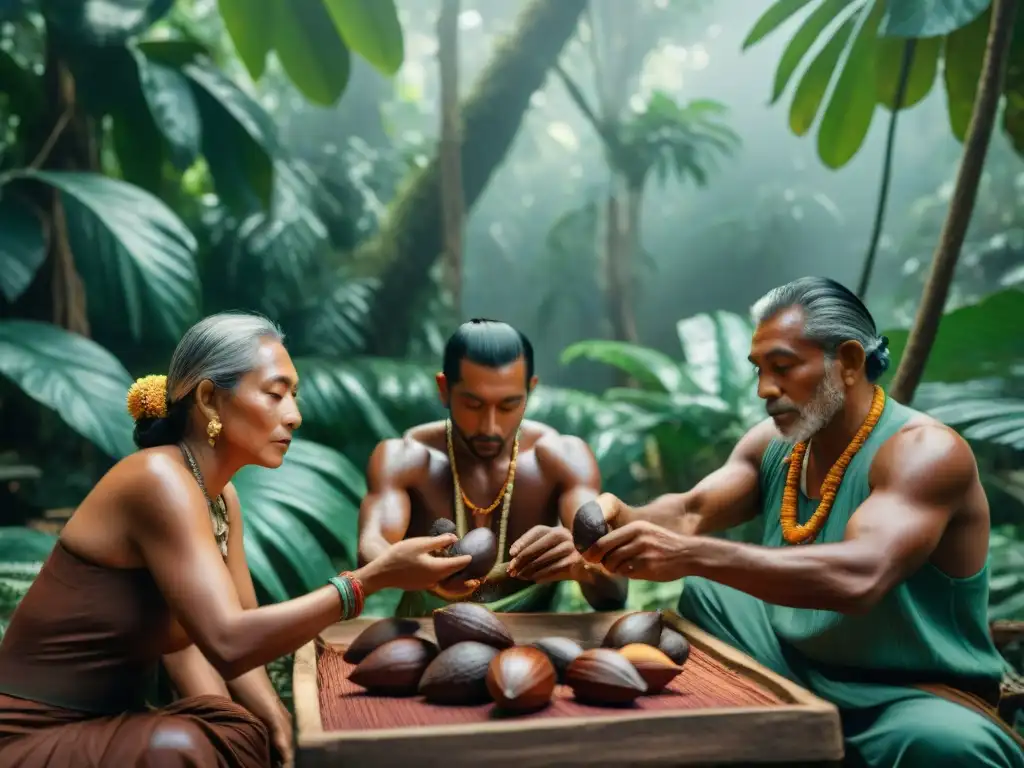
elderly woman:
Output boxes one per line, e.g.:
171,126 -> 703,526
0,312 -> 469,768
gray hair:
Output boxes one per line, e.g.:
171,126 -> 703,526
750,277 -> 890,382
134,311 -> 284,449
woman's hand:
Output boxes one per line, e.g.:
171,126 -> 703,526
268,703 -> 294,768
357,534 -> 472,593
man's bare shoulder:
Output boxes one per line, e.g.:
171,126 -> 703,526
367,429 -> 435,488
872,417 -> 978,500
731,418 -> 781,465
403,420 -> 448,452
532,427 -> 597,483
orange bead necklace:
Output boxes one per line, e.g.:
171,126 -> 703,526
780,385 -> 886,545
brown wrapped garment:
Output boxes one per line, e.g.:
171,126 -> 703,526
0,541 -> 271,767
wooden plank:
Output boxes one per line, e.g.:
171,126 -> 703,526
295,610 -> 844,767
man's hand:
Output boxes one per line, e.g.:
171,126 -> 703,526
508,525 -> 582,583
582,521 -> 688,582
269,704 -> 294,768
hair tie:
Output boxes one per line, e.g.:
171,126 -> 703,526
126,374 -> 168,421
879,335 -> 890,351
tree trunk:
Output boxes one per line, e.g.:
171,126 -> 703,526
888,0 -> 1019,404
359,0 -> 588,356
603,181 -> 640,345
437,0 -> 463,322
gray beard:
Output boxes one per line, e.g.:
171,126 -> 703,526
778,367 -> 846,446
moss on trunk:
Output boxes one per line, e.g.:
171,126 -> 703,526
359,0 -> 588,356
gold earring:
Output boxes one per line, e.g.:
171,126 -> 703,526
207,418 -> 222,447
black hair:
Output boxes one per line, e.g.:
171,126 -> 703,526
133,397 -> 191,449
441,318 -> 535,385
751,276 -> 891,382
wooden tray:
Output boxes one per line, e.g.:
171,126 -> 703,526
294,610 -> 843,767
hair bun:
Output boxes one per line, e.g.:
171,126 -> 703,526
126,374 -> 168,422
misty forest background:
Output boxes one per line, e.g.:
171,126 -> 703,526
1,0 -> 1023,712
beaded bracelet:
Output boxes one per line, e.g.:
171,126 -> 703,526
327,572 -> 365,620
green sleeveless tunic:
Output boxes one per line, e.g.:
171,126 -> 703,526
680,396 -> 1023,766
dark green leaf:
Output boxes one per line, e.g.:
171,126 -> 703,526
135,39 -> 211,67
242,527 -> 289,603
42,0 -> 174,46
1001,9 -> 1024,154
943,7 -> 989,140
560,340 -> 691,393
0,48 -> 42,120
879,0 -> 990,38
817,0 -> 885,168
324,0 -> 404,75
882,288 -> 1024,382
743,0 -> 818,49
876,36 -> 942,109
218,0 -> 272,80
132,47 -> 201,171
676,311 -> 755,404
0,195 -> 46,302
0,320 -> 136,458
22,171 -> 200,341
771,0 -> 855,103
789,16 -> 857,135
0,527 -> 56,563
272,0 -> 352,107
183,59 -> 277,212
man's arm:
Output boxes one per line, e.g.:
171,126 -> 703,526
357,438 -> 480,598
357,438 -> 422,566
590,425 -> 975,615
601,419 -> 775,536
528,434 -> 628,610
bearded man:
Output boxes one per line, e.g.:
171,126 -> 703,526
357,318 -> 627,617
576,278 -> 1022,766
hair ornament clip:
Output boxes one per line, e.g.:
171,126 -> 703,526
127,375 -> 168,421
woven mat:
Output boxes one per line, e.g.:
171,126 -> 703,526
317,641 -> 785,731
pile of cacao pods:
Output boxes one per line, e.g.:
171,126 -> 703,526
345,606 -> 690,714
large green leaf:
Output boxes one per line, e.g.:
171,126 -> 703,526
788,15 -> 857,135
771,0 -> 855,103
0,195 -> 46,302
1002,9 -> 1024,154
817,0 -> 884,169
182,59 -> 277,212
218,0 -> 273,81
876,36 -> 942,109
743,0 -> 818,49
233,438 -> 364,597
943,7 -> 990,140
42,0 -> 174,45
676,310 -> 755,404
882,288 -> 1024,383
879,0 -> 991,38
272,0 -> 352,107
928,398 -> 1024,449
0,320 -> 136,458
17,171 -> 200,341
560,340 -> 691,393
132,46 -> 201,171
323,0 -> 404,75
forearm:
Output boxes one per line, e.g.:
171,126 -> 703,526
621,492 -> 756,537
680,536 -> 877,613
211,562 -> 386,679
228,666 -> 287,724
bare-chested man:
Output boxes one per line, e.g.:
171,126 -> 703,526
357,319 -> 627,617
556,277 -> 1021,766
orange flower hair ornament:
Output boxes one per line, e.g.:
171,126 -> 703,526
126,375 -> 168,421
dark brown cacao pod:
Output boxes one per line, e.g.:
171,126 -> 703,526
418,641 -> 501,705
343,617 -> 422,664
657,626 -> 691,667
601,611 -> 663,648
433,602 -> 515,650
449,527 -> 499,579
565,648 -> 647,706
572,500 -> 609,553
348,636 -> 438,696
529,637 -> 584,684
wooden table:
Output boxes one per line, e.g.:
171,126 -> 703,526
293,610 -> 844,767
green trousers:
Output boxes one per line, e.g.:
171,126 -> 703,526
679,577 -> 1024,767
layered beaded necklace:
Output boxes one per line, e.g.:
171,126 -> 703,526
178,441 -> 230,560
445,418 -> 519,571
779,385 -> 886,545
